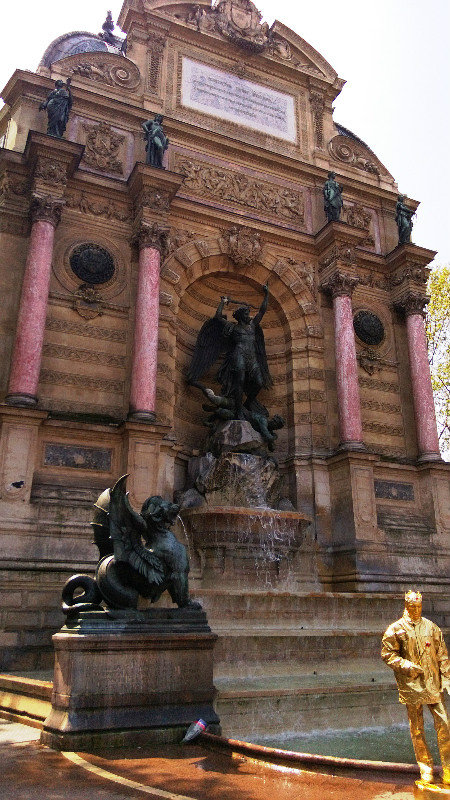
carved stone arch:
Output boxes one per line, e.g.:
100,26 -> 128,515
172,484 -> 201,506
157,236 -> 322,462
161,233 -> 321,326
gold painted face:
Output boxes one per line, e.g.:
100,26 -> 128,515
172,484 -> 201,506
406,599 -> 422,622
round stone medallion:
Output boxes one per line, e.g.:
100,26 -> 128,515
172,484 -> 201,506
70,244 -> 115,285
353,310 -> 385,346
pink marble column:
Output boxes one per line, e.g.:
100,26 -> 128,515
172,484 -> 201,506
129,223 -> 167,421
401,294 -> 441,461
6,196 -> 63,407
323,272 -> 364,449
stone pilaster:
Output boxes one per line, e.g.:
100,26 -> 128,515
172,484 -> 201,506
395,292 -> 441,463
127,163 -> 183,421
321,272 -> 364,451
5,132 -> 83,406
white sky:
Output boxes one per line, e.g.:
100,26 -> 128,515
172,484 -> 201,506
1,0 -> 449,266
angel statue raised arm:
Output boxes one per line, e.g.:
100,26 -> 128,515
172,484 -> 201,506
187,283 -> 284,450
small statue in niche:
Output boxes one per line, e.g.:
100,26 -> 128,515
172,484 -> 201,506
187,283 -> 284,449
142,114 -> 169,169
39,78 -> 72,138
323,171 -> 343,222
61,475 -> 200,615
395,194 -> 414,244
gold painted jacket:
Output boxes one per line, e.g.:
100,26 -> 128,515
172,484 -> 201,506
381,611 -> 450,705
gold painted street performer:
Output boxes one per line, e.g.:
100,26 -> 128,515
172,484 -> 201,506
381,591 -> 450,784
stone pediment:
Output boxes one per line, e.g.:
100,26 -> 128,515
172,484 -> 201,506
50,52 -> 141,92
148,0 -> 340,83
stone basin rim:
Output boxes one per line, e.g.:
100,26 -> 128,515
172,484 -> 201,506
180,506 -> 313,522
200,730 -> 421,775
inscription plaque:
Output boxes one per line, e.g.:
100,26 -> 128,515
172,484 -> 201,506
374,480 -> 415,502
181,57 -> 297,142
44,443 -> 112,471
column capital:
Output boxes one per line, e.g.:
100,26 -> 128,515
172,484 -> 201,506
394,292 -> 430,318
30,193 -> 65,227
133,221 -> 169,253
320,271 -> 360,299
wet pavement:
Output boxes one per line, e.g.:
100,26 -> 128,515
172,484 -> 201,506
0,718 -> 424,800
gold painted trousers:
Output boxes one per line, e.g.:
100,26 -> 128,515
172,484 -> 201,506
406,697 -> 450,773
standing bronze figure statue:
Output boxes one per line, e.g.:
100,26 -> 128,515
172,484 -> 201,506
187,283 -> 271,420
39,79 -> 72,138
395,194 -> 414,244
323,171 -> 343,222
142,114 -> 169,169
382,591 -> 450,785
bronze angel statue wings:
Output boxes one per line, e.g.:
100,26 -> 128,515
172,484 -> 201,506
187,283 -> 272,420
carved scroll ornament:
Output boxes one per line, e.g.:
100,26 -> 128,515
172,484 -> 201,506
329,135 -> 382,176
70,57 -> 140,90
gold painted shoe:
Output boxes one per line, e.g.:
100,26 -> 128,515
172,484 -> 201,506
442,767 -> 450,784
420,768 -> 434,784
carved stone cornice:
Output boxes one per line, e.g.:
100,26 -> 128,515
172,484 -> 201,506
394,292 -> 430,318
33,156 -> 68,186
320,271 -> 359,299
318,243 -> 357,272
127,163 -> 184,227
134,221 -> 169,254
30,194 -> 65,227
134,188 -> 171,215
23,130 -> 84,198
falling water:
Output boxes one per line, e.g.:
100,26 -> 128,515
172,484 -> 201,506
176,513 -> 192,561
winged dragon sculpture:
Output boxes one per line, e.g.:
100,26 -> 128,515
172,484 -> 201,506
62,475 -> 199,616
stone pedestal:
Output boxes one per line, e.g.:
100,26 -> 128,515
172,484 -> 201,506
40,607 -> 219,750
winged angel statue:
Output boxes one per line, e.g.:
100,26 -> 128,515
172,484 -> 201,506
62,475 -> 199,615
187,283 -> 284,449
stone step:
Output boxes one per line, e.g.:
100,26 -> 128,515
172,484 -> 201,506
216,678 -> 403,739
0,673 -> 52,727
211,629 -> 392,677
192,589 -> 450,631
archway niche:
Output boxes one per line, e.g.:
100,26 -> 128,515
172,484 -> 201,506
173,265 -> 302,476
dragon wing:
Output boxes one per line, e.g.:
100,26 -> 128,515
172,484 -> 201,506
254,323 -> 273,389
186,316 -> 228,384
108,475 -> 165,586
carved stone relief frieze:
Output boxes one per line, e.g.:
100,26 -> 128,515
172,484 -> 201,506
34,157 -> 68,186
65,190 -> 132,223
0,172 -> 28,205
174,154 -> 305,223
81,121 -> 125,175
134,188 -> 171,215
318,244 -> 357,271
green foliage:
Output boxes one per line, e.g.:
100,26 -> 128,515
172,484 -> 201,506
426,265 -> 450,454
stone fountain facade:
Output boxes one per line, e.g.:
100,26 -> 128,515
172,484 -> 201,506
0,0 -> 449,741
